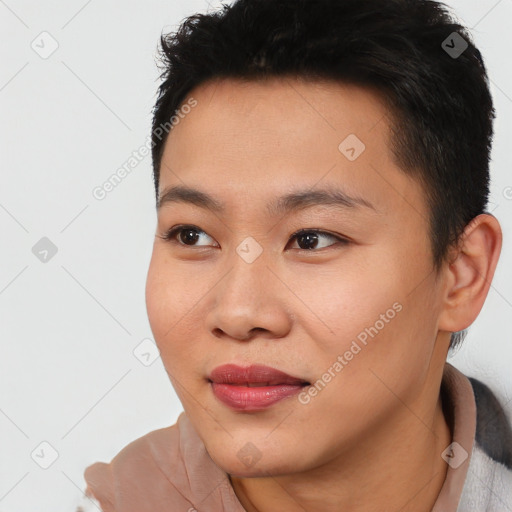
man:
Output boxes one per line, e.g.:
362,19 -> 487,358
79,0 -> 512,510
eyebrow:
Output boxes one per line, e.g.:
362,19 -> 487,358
157,184 -> 378,216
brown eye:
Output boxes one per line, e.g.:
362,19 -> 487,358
288,229 -> 349,251
158,225 -> 349,251
176,227 -> 200,245
160,225 -> 218,247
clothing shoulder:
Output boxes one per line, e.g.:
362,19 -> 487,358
458,377 -> 512,511
79,412 -> 243,512
468,376 -> 512,470
81,415 -> 196,512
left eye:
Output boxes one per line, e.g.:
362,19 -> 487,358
288,229 -> 348,250
159,225 -> 348,251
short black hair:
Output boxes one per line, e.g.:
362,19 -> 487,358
150,0 -> 495,351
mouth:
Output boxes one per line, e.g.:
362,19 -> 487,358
208,363 -> 310,387
208,364 -> 310,411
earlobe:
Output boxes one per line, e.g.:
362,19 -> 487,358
438,213 -> 502,333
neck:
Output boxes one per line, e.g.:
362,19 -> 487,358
230,377 -> 452,512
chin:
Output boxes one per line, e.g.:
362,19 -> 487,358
205,439 -> 304,478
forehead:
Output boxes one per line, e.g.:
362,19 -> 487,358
165,76 -> 392,157
158,76 -> 425,220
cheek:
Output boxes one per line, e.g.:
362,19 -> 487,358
145,251 -> 205,368
315,251 -> 433,370
145,251 -> 187,345
145,254 -> 167,335
311,265 -> 402,350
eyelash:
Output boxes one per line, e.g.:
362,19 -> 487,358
158,224 -> 350,251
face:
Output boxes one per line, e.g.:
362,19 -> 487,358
145,77 -> 449,477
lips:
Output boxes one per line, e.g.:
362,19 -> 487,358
208,364 -> 310,411
208,364 -> 309,386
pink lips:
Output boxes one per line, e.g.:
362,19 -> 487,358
208,364 -> 309,411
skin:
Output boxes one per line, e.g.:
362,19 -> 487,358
145,77 -> 502,512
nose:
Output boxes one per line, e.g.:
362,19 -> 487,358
204,250 -> 293,343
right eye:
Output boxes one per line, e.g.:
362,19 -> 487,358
158,225 -> 219,247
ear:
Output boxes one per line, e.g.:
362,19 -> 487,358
438,213 -> 502,333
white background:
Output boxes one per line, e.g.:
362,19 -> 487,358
0,0 -> 511,510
